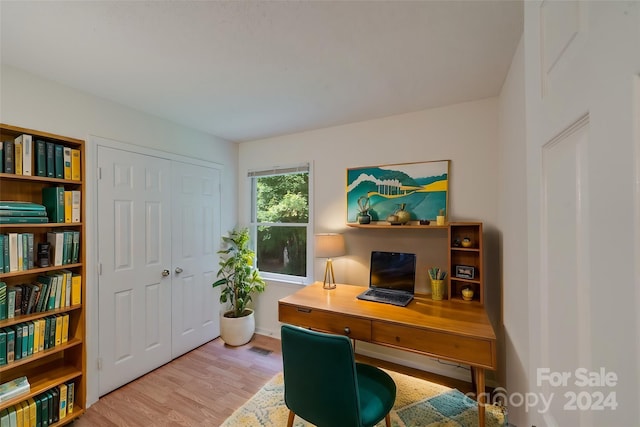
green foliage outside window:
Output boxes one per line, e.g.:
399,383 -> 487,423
255,173 -> 308,277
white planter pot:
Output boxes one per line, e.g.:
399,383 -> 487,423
220,309 -> 255,346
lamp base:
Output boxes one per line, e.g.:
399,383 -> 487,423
323,258 -> 337,289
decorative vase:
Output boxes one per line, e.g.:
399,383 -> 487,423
220,309 -> 255,346
358,213 -> 371,224
395,203 -> 411,224
461,237 -> 472,248
431,279 -> 445,301
461,287 -> 474,301
436,208 -> 445,226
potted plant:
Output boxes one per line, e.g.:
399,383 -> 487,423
212,228 -> 266,346
357,196 -> 371,224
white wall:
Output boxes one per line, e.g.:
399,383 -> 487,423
239,98 -> 501,382
497,35 -> 529,425
1,64 -> 239,406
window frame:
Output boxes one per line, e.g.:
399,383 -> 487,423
248,163 -> 313,285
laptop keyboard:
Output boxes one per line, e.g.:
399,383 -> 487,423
365,289 -> 412,305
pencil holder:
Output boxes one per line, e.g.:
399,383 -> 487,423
431,279 -> 445,301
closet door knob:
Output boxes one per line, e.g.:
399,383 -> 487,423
161,269 -> 170,277
175,267 -> 184,274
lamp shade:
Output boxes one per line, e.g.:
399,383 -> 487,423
315,233 -> 345,258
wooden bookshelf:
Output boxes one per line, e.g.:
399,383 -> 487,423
0,124 -> 86,425
448,222 -> 484,305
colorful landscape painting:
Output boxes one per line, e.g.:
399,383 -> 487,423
346,160 -> 450,223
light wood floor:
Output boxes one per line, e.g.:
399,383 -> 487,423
72,334 -> 473,426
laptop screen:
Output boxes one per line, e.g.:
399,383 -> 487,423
369,251 -> 416,293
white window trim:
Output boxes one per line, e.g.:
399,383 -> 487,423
248,162 -> 313,285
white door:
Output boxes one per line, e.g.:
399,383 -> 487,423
525,2 -> 639,426
97,146 -> 173,395
171,161 -> 221,357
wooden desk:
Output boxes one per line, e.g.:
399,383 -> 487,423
278,282 -> 497,426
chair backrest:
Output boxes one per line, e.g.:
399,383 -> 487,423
281,324 -> 362,427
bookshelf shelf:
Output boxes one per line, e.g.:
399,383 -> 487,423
0,263 -> 82,279
0,305 -> 82,329
0,123 -> 86,425
0,363 -> 82,409
0,338 -> 82,373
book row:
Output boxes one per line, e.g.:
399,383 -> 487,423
0,231 -> 80,273
0,381 -> 75,426
0,134 -> 81,181
0,273 -> 81,320
0,313 -> 70,366
40,188 -> 81,224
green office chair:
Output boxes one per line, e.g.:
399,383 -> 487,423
281,324 -> 396,427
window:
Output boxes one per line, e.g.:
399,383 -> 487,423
249,164 -> 311,283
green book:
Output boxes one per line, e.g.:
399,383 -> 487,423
2,234 -> 8,273
3,141 -> 14,174
41,391 -> 50,427
0,329 -> 6,365
54,144 -> 64,179
36,276 -> 52,313
5,328 -> 14,363
14,324 -> 22,361
34,396 -> 43,427
0,209 -> 47,217
0,201 -> 46,211
0,217 -> 48,224
42,187 -> 65,223
35,139 -> 47,176
43,317 -> 51,350
27,321 -> 35,356
71,231 -> 80,264
27,233 -> 34,270
0,237 -> 3,273
63,231 -> 73,265
48,316 -> 56,348
0,282 -> 5,320
6,288 -> 15,319
21,323 -> 28,358
45,141 -> 55,178
50,387 -> 59,423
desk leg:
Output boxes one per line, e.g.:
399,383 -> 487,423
473,367 -> 486,427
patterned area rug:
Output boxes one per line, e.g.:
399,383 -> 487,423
221,370 -> 505,427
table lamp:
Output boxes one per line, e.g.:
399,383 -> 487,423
315,233 -> 345,289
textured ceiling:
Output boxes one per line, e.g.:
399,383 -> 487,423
1,1 -> 523,142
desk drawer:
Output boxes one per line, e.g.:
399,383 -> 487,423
372,321 -> 495,368
279,304 -> 371,341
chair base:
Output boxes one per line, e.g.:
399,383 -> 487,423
287,409 -> 391,427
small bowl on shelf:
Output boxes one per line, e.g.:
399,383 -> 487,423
461,287 -> 474,301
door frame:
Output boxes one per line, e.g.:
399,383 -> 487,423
85,135 -> 224,406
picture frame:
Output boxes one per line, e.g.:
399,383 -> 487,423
346,160 -> 450,223
455,265 -> 475,280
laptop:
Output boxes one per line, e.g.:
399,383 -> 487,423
357,251 -> 416,307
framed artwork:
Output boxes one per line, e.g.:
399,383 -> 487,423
346,160 -> 450,223
455,265 -> 475,279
